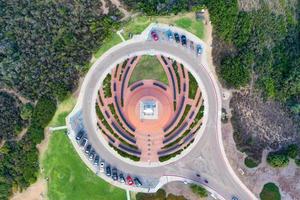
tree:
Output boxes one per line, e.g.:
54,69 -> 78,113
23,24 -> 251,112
287,144 -> 298,159
20,103 -> 34,120
267,152 -> 289,168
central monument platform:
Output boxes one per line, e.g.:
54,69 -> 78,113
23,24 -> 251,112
140,99 -> 158,120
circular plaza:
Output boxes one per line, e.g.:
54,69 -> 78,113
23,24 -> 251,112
96,54 -> 204,163
67,23 -> 256,199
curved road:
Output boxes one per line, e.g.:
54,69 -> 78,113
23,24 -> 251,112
68,34 -> 256,199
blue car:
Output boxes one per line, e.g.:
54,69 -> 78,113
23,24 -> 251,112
166,30 -> 173,40
196,44 -> 203,55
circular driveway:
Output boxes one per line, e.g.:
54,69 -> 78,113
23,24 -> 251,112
68,28 -> 256,199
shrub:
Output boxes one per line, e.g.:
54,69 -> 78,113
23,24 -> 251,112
260,182 -> 281,200
20,103 -> 34,120
287,144 -> 298,159
267,152 -> 289,168
244,156 -> 259,168
190,184 -> 208,197
295,159 -> 300,167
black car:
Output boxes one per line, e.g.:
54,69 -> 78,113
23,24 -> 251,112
174,33 -> 180,43
119,173 -> 125,183
75,131 -> 84,141
85,144 -> 92,154
112,168 -> 118,181
134,177 -> 142,187
106,166 -> 111,176
94,155 -> 99,166
79,137 -> 88,148
181,35 -> 187,46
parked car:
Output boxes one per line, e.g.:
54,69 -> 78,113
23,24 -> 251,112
126,176 -> 134,185
151,31 -> 159,41
94,155 -> 99,166
79,137 -> 88,149
196,44 -> 203,55
85,144 -> 92,154
119,173 -> 125,183
106,166 -> 111,176
181,35 -> 187,46
134,177 -> 142,187
89,150 -> 95,160
75,131 -> 84,141
166,30 -> 173,40
231,196 -> 239,200
174,33 -> 180,43
112,168 -> 118,181
99,161 -> 105,173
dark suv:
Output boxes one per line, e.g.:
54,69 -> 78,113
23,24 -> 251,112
181,35 -> 187,46
106,166 -> 111,176
134,177 -> 142,187
75,131 -> 84,141
85,144 -> 92,154
174,33 -> 180,43
79,137 -> 88,148
94,155 -> 99,166
112,168 -> 118,181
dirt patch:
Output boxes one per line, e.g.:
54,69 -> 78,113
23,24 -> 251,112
230,89 -> 300,162
10,178 -> 47,200
101,0 -> 109,14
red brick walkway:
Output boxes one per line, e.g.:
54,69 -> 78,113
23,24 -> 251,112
96,55 -> 204,162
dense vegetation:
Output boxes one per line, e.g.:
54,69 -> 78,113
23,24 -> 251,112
260,182 -> 281,200
0,96 -> 56,200
121,0 -> 300,109
0,1 -> 120,101
0,92 -> 25,142
0,0 -> 121,199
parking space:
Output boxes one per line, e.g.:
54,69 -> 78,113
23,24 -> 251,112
148,26 -> 203,56
73,128 -> 145,188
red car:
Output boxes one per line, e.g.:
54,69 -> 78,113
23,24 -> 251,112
151,31 -> 159,41
126,175 -> 134,185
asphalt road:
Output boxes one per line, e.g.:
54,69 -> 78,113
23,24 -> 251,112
74,39 -> 256,200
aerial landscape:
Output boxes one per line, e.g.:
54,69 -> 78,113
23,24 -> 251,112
0,0 -> 299,200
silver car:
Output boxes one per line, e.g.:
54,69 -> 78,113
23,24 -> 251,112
99,162 -> 105,173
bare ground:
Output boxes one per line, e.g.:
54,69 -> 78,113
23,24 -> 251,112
10,178 -> 47,200
222,91 -> 300,199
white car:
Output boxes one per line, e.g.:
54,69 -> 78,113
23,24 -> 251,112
99,162 -> 105,173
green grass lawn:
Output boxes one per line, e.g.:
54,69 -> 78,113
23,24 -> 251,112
175,17 -> 204,39
128,55 -> 169,86
93,12 -> 204,59
260,182 -> 281,200
42,131 -> 126,200
94,33 -> 123,58
48,95 -> 76,127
